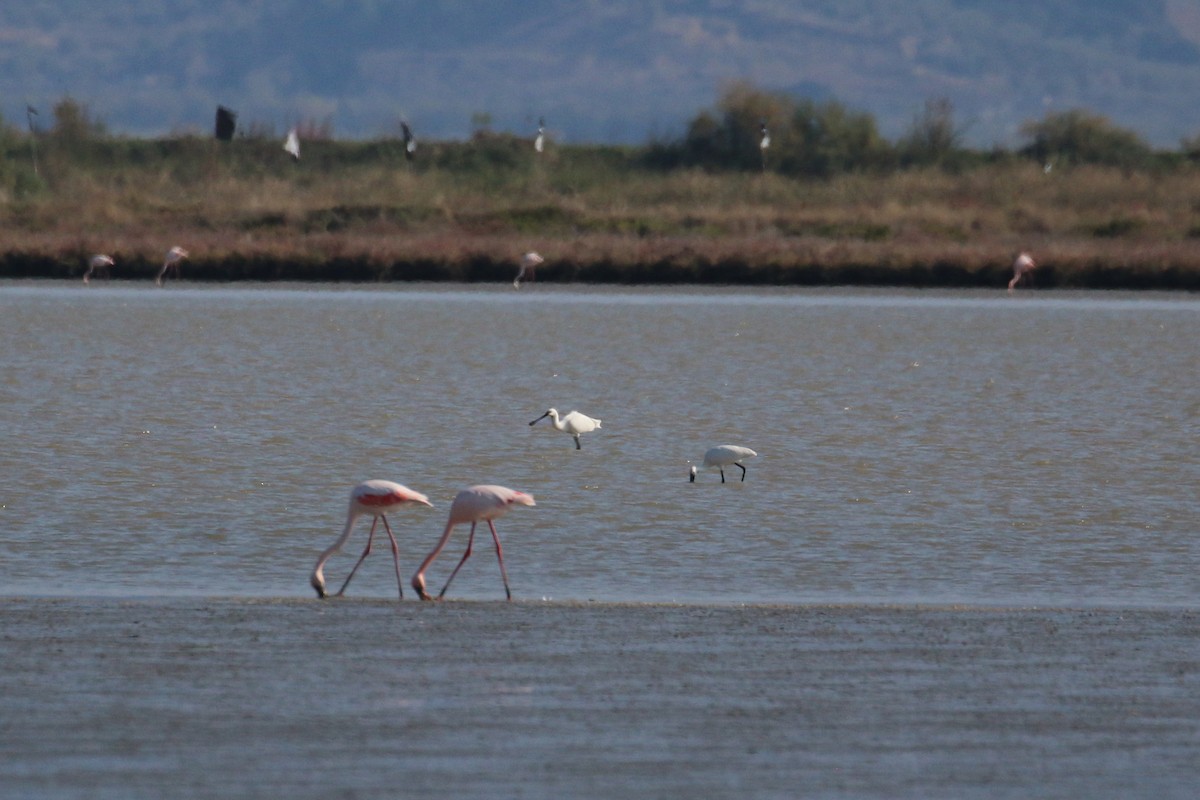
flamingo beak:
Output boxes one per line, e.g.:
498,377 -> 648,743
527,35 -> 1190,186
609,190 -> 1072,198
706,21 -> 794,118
311,575 -> 327,599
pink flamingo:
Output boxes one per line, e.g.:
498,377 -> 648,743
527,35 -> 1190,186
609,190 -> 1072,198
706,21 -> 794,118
1008,252 -> 1037,292
310,479 -> 433,600
83,254 -> 114,285
155,246 -> 189,286
514,251 -> 543,288
411,485 -> 536,601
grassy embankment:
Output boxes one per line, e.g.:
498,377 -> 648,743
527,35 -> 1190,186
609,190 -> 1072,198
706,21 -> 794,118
3,135 -> 1200,289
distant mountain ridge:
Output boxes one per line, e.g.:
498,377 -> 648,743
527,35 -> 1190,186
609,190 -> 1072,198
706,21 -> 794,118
2,1 -> 1199,147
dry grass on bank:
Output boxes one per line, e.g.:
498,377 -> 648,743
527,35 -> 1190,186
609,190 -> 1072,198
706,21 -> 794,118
4,155 -> 1200,287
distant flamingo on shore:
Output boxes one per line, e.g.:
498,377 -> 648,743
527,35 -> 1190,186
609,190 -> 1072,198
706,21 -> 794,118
411,485 -> 535,601
311,479 -> 433,600
1008,252 -> 1037,293
514,251 -> 543,288
83,254 -> 114,285
155,246 -> 189,286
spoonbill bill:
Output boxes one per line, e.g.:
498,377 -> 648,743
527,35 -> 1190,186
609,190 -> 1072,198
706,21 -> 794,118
83,254 -> 114,284
411,485 -> 536,601
690,445 -> 758,483
514,251 -> 543,288
1008,252 -> 1037,293
310,479 -> 433,600
155,246 -> 189,286
530,407 -> 601,449
283,128 -> 300,160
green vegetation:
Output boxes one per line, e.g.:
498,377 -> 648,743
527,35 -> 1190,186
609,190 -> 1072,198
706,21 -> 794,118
4,93 -> 1200,289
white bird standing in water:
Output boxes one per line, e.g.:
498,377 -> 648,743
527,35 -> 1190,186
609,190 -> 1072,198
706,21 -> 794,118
83,254 -> 114,284
530,408 -> 601,450
1008,252 -> 1037,293
283,128 -> 300,160
155,246 -> 188,286
690,445 -> 758,483
310,479 -> 433,600
514,251 -> 543,288
411,484 -> 536,601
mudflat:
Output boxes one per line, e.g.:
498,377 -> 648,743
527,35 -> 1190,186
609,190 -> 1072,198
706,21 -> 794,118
1,598 -> 1196,799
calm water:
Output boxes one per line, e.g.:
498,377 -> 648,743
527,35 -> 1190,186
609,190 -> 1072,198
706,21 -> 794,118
2,281 -> 1198,606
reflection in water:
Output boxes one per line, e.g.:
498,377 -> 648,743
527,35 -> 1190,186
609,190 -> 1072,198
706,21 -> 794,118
2,283 -> 1197,605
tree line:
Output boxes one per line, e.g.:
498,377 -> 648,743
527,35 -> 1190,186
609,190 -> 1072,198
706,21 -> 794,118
4,85 -> 1200,187
646,82 -> 1196,175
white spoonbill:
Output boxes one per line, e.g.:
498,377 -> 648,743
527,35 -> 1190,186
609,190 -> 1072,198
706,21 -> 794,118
155,246 -> 189,286
411,485 -> 536,601
535,117 -> 546,153
530,407 -> 601,450
690,445 -> 758,483
514,251 -> 543,288
1008,252 -> 1037,293
83,254 -> 114,284
310,479 -> 433,600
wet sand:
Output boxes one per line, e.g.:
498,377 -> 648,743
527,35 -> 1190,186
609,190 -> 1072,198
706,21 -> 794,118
1,598 -> 1197,799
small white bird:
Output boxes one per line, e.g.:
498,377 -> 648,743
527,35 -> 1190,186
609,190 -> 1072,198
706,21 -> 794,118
530,408 -> 601,450
690,445 -> 758,483
283,128 -> 300,160
401,121 -> 416,161
155,246 -> 188,286
83,254 -> 114,285
514,251 -> 543,288
759,122 -> 770,150
535,117 -> 546,153
1008,252 -> 1037,293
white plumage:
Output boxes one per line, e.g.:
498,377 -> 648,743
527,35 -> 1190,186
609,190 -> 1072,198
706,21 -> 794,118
530,408 -> 601,450
690,445 -> 758,483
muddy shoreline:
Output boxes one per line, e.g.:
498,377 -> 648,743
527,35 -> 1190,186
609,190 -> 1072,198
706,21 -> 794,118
5,251 -> 1199,290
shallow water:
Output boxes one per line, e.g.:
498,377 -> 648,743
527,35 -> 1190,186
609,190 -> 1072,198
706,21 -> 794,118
1,599 -> 1197,800
1,281 -> 1197,605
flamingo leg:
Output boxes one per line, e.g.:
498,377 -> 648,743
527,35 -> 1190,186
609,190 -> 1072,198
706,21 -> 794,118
736,463 -> 747,481
487,519 -> 512,600
336,518 -> 378,596
379,515 -> 404,600
438,522 -> 478,599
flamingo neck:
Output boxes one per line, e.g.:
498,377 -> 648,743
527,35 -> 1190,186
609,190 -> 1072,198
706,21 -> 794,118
412,519 -> 459,599
312,511 -> 359,585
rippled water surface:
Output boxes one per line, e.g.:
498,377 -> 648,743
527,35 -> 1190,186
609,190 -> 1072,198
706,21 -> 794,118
3,282 -> 1197,606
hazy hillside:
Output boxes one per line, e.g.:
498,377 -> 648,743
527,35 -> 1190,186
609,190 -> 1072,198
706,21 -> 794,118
3,1 -> 1200,147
